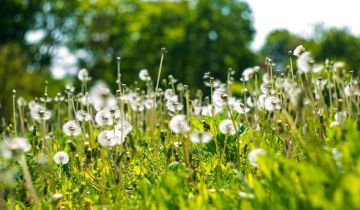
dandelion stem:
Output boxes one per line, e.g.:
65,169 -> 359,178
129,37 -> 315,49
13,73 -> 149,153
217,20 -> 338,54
116,57 -> 122,93
289,51 -> 295,83
12,90 -> 17,137
154,48 -> 166,103
20,154 -> 38,204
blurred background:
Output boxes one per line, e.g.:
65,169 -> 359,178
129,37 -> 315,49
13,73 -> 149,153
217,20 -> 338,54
1,0 -> 360,119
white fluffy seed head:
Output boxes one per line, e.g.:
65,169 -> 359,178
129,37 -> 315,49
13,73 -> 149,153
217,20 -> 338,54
75,110 -> 92,122
296,52 -> 313,74
115,120 -> 133,137
190,132 -> 213,144
30,104 -> 51,122
6,137 -> 31,152
97,130 -> 118,147
169,115 -> 191,134
248,148 -> 266,168
219,119 -> 236,135
95,109 -> 113,127
53,151 -> 69,165
63,120 -> 81,137
78,68 -> 90,82
139,69 -> 151,81
293,45 -> 305,57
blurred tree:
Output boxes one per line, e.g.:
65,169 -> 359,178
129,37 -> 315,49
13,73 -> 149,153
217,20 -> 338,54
0,0 -> 61,119
313,28 -> 360,73
39,0 -> 256,88
1,0 -> 257,119
0,0 -> 42,44
260,29 -> 309,71
0,43 -> 62,120
169,0 -> 256,86
260,27 -> 360,74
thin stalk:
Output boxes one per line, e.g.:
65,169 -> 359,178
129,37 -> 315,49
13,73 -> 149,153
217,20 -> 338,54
20,154 -> 38,204
289,52 -> 295,83
12,90 -> 17,137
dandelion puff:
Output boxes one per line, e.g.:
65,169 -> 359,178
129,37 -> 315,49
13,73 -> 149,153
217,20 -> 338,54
17,97 -> 27,107
312,64 -> 324,73
63,120 -> 81,137
313,77 -> 327,89
30,104 -> 51,122
344,82 -> 360,97
173,141 -> 182,147
97,130 -> 118,147
264,96 -> 281,112
248,148 -> 266,168
107,106 -> 121,119
260,82 -> 273,95
190,132 -> 213,143
239,191 -> 255,199
242,66 -> 259,82
169,115 -> 191,134
296,52 -> 313,74
164,89 -> 175,100
114,130 -> 127,145
256,94 -> 267,109
334,111 -> 347,124
115,120 -> 133,136
219,119 -> 236,135
78,68 -> 90,82
51,193 -> 63,201
95,109 -> 113,126
75,110 -> 92,122
330,121 -> 340,127
139,69 -> 151,81
5,137 -> 31,152
293,45 -> 305,57
233,102 -> 250,114
53,151 -> 69,165
166,97 -> 183,112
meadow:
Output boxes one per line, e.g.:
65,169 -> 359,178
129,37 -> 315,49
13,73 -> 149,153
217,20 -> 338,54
1,46 -> 360,209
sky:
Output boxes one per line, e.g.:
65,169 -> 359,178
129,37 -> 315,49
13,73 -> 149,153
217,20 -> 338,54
247,0 -> 360,50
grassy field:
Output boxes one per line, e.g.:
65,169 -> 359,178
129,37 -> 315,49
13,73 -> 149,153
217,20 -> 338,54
1,47 -> 360,209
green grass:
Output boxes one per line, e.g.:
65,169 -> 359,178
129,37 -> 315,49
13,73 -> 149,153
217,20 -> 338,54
1,50 -> 360,209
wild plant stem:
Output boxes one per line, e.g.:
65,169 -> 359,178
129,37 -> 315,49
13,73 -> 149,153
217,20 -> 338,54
12,90 -> 17,137
20,154 -> 38,204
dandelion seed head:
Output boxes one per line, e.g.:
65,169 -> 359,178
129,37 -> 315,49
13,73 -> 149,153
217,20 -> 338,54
95,109 -> 114,126
219,119 -> 236,135
296,52 -> 313,74
190,132 -> 213,143
334,111 -> 347,124
139,69 -> 151,81
78,68 -> 90,82
173,141 -> 182,147
330,121 -> 340,127
17,97 -> 27,107
75,110 -> 92,122
232,101 -> 250,114
264,96 -> 281,112
63,120 -> 81,137
98,130 -> 118,147
6,137 -> 31,152
239,191 -> 255,199
293,45 -> 305,57
53,151 -> 69,165
115,120 -> 133,137
51,193 -> 64,200
30,104 -> 51,122
242,67 -> 258,81
248,148 -> 266,168
169,115 -> 190,134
